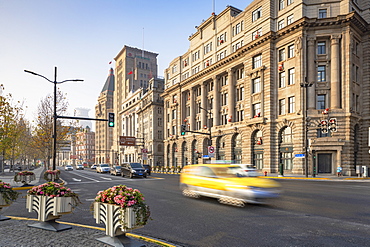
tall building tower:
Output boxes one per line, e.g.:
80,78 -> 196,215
95,68 -> 114,164
112,46 -> 159,164
162,0 -> 370,176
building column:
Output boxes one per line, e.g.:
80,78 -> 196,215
227,69 -> 235,123
213,76 -> 220,126
190,87 -> 196,131
331,35 -> 341,109
201,82 -> 207,127
307,37 -> 316,109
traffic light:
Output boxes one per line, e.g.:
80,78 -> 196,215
328,118 -> 337,132
108,113 -> 114,127
320,120 -> 328,133
181,124 -> 186,135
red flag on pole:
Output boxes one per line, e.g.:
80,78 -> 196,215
128,71 -> 133,75
109,61 -> 112,64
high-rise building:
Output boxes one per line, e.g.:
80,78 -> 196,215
95,68 -> 114,164
162,0 -> 370,175
112,46 -> 159,164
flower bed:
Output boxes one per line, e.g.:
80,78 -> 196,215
14,171 -> 36,183
43,169 -> 61,182
27,182 -> 81,206
93,185 -> 151,236
0,180 -> 20,206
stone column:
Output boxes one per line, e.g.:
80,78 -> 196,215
307,37 -> 316,109
201,82 -> 207,127
228,69 -> 235,123
213,76 -> 220,126
189,87 -> 195,131
330,35 -> 341,109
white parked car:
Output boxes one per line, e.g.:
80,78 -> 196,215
236,164 -> 259,177
96,164 -> 110,173
64,165 -> 73,171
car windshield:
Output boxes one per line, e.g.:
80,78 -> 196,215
130,163 -> 143,168
100,164 -> 109,167
115,166 -> 121,169
212,166 -> 247,178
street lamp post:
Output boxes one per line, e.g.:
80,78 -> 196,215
300,81 -> 313,177
25,67 -> 83,170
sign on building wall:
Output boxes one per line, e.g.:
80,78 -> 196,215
119,136 -> 136,146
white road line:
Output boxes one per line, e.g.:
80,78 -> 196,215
72,178 -> 82,181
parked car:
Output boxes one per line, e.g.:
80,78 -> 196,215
64,165 -> 73,171
90,164 -> 97,169
236,164 -> 259,177
76,164 -> 84,170
143,165 -> 151,176
96,164 -> 110,173
110,165 -> 121,176
180,164 -> 281,205
121,163 -> 147,178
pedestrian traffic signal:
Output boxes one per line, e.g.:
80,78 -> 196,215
108,113 -> 114,127
320,120 -> 328,133
181,124 -> 186,135
328,118 -> 337,132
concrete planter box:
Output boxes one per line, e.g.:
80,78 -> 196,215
14,174 -> 36,184
93,202 -> 144,238
0,193 -> 10,207
26,195 -> 73,231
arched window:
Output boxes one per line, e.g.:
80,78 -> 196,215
232,134 -> 242,164
279,127 -> 293,170
252,130 -> 264,169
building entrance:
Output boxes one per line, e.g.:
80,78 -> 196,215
318,153 -> 332,173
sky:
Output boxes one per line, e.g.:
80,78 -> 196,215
0,0 -> 253,128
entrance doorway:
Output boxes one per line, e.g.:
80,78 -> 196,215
318,153 -> 332,173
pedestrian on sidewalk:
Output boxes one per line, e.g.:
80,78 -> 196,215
337,166 -> 342,177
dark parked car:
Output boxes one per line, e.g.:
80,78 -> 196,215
143,165 -> 151,176
121,163 -> 147,178
110,165 -> 121,176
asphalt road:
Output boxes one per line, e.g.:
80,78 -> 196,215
3,168 -> 370,246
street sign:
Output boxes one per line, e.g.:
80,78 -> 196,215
208,146 -> 215,154
142,153 -> 148,160
142,148 -> 148,153
119,136 -> 136,146
295,154 -> 305,158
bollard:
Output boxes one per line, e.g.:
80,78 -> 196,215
264,171 -> 267,176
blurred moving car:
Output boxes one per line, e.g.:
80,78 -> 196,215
110,165 -> 121,176
143,165 -> 151,176
96,164 -> 110,173
90,164 -> 97,169
76,164 -> 84,170
237,164 -> 259,177
121,163 -> 147,178
180,164 -> 281,206
64,165 -> 73,171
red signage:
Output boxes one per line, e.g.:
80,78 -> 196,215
119,136 -> 136,146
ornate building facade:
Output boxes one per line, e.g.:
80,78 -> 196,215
95,68 -> 114,164
162,0 -> 370,175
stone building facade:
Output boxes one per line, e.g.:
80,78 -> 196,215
162,0 -> 370,175
112,46 -> 159,165
95,68 -> 114,164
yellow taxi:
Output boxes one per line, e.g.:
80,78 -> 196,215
180,164 -> 281,206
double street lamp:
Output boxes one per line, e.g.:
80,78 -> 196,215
25,67 -> 83,170
300,81 -> 313,177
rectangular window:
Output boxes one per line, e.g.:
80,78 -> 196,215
288,68 -> 295,85
172,109 -> 177,119
279,99 -> 286,115
278,20 -> 285,30
252,7 -> 262,22
287,0 -> 293,5
317,65 -> 326,82
288,96 -> 295,113
288,44 -> 294,58
318,9 -> 327,18
287,14 -> 294,25
252,77 -> 261,93
317,41 -> 326,54
252,29 -> 262,40
253,103 -> 261,117
278,48 -> 285,62
279,72 -> 286,88
279,0 -> 285,10
253,54 -> 262,69
317,94 -> 326,109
